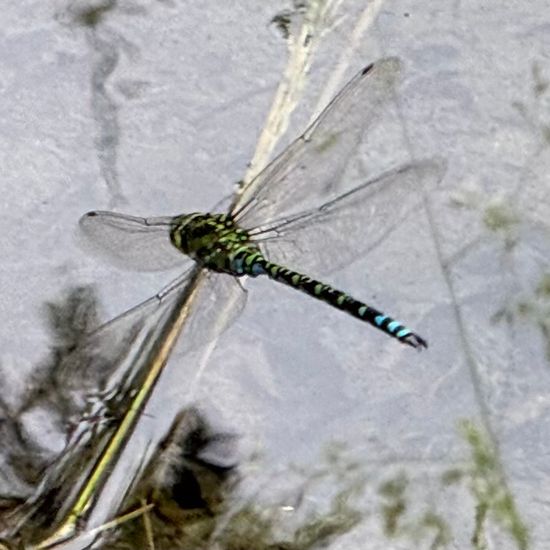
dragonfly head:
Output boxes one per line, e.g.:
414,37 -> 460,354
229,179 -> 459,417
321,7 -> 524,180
170,213 -> 197,229
169,213 -> 200,253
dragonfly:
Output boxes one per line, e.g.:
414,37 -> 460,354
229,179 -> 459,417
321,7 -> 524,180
80,58 -> 445,350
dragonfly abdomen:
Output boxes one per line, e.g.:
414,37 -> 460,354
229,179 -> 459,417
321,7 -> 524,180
254,259 -> 427,349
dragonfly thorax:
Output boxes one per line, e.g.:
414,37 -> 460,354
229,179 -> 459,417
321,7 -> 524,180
169,212 -> 265,277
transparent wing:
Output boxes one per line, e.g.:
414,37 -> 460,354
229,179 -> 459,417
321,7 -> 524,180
61,268 -> 247,397
17,270 -> 247,533
231,58 -> 401,228
79,211 -> 186,272
249,159 -> 446,276
174,269 -> 248,352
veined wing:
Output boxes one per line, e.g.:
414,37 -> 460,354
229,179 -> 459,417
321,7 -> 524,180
79,211 -> 184,272
248,159 -> 446,276
170,269 -> 248,353
64,268 -> 247,395
17,269 -> 247,536
231,58 -> 401,228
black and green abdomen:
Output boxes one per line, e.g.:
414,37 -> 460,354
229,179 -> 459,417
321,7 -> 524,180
251,258 -> 427,349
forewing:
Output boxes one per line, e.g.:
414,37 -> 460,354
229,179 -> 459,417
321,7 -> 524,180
250,159 -> 446,276
232,58 -> 401,228
79,211 -> 186,272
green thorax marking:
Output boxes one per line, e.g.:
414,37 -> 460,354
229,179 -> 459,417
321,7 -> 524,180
169,212 -> 264,276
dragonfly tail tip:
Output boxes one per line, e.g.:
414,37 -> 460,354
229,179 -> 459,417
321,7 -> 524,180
402,333 -> 428,350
